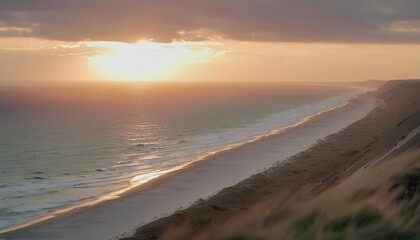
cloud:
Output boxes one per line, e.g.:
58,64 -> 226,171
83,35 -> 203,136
0,0 -> 420,43
0,26 -> 32,37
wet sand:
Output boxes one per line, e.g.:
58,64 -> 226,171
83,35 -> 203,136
127,80 -> 420,240
0,91 -> 380,240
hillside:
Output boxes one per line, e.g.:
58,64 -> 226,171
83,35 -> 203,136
124,80 -> 420,240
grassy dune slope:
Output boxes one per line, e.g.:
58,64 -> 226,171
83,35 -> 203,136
192,149 -> 420,240
124,80 -> 420,240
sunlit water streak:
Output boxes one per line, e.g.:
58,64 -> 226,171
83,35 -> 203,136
0,82 -> 363,229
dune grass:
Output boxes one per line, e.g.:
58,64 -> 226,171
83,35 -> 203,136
199,152 -> 420,240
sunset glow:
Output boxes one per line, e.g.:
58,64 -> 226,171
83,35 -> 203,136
2,1 -> 420,239
88,41 -> 220,81
0,1 -> 419,84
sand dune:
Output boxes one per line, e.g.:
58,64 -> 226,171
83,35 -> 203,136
2,80 -> 419,240
125,80 -> 420,240
0,91 -> 378,240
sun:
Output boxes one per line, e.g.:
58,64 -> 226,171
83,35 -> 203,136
88,40 -> 218,81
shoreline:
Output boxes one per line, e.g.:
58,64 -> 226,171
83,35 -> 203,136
127,80 -> 420,240
0,86 -> 361,233
0,91 -> 380,239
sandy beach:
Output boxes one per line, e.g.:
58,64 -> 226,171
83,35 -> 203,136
127,80 -> 420,240
2,80 -> 419,240
0,88 -> 380,240
2,1 -> 419,239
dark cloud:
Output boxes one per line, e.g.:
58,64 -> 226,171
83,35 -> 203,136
1,0 -> 420,43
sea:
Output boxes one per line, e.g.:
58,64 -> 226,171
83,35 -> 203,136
0,82 -> 363,229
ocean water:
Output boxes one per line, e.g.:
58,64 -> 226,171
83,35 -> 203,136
0,82 -> 361,229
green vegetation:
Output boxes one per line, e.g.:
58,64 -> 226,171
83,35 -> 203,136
323,217 -> 351,233
390,167 -> 420,224
216,165 -> 420,240
391,168 -> 420,202
322,207 -> 419,240
204,154 -> 420,240
294,212 -> 317,240
358,224 -> 417,240
221,236 -> 265,240
350,207 -> 381,228
322,207 -> 381,240
263,209 -> 290,226
325,233 -> 346,240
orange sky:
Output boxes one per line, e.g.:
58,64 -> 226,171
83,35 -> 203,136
0,38 -> 419,84
1,1 -> 420,84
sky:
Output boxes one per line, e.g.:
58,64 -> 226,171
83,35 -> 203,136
0,0 -> 420,84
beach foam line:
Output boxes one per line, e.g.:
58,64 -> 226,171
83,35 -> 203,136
0,93 -> 359,234
1,92 -> 378,239
0,88 -> 359,231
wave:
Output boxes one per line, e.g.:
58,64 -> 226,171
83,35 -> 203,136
0,88 -> 366,232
